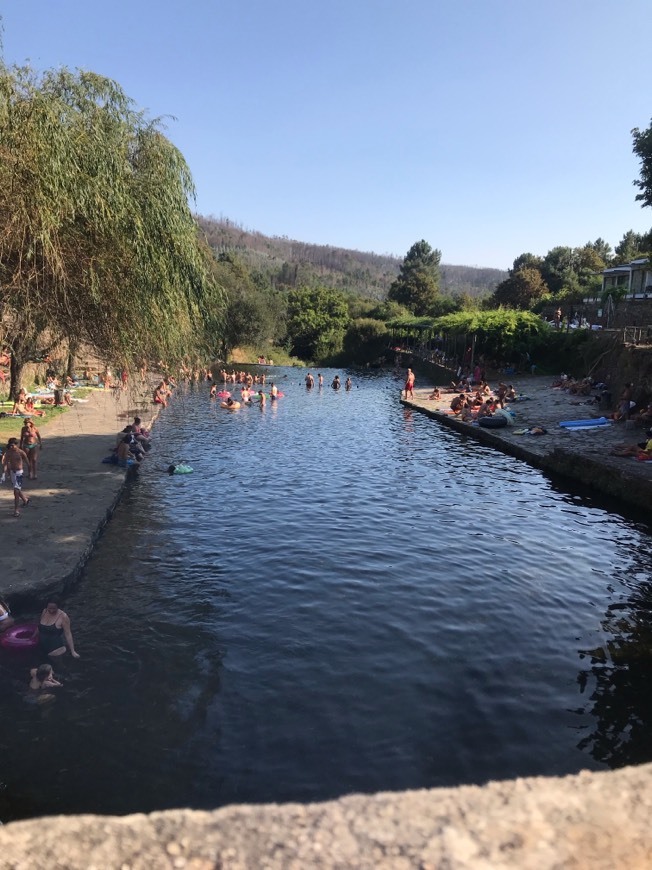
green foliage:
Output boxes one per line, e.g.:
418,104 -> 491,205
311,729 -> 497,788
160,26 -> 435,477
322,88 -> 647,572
388,240 -> 441,316
430,308 -> 550,363
367,299 -> 412,321
511,253 -> 543,273
540,247 -> 575,294
613,230 -> 645,264
285,286 -> 350,362
489,267 -> 549,309
0,62 -> 225,394
342,318 -> 388,363
600,285 -> 628,307
632,119 -> 652,209
586,238 -> 613,265
215,253 -> 286,358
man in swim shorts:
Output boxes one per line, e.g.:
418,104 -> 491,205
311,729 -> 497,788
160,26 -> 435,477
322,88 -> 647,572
1,438 -> 30,516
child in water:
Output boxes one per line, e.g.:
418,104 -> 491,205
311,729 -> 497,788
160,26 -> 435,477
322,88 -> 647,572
28,663 -> 63,703
30,663 -> 62,690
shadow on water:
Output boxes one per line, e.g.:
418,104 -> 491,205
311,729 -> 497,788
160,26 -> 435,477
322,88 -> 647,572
575,552 -> 652,767
3,369 -> 652,821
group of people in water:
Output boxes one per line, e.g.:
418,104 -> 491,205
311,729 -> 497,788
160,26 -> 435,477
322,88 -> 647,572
304,372 -> 352,391
1,595 -> 79,703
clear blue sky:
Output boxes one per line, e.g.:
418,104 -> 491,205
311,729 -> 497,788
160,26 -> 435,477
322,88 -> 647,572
3,0 -> 651,269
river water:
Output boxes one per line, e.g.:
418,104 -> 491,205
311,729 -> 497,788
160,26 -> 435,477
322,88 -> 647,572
2,368 -> 652,821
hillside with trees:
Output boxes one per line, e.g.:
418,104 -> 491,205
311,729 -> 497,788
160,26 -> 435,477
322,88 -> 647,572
196,216 -> 506,301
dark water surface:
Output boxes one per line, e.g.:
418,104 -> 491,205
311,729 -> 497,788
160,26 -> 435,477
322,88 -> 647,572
3,369 -> 652,820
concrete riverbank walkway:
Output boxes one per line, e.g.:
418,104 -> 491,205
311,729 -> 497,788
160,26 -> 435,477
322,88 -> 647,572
402,375 -> 652,514
0,384 -> 157,601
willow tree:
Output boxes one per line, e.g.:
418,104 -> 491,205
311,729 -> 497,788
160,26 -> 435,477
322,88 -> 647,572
0,63 -> 224,396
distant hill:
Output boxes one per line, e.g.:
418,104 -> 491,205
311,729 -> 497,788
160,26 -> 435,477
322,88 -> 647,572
197,216 -> 506,300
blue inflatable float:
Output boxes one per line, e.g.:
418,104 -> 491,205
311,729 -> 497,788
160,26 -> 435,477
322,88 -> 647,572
559,417 -> 610,428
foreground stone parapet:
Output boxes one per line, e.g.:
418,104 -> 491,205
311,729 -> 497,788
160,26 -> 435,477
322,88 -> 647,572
1,764 -> 651,868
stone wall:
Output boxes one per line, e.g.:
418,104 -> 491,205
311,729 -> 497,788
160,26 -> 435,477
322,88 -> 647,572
1,764 -> 651,868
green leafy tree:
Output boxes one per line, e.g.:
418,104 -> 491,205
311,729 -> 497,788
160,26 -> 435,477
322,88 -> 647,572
286,286 -> 350,362
342,318 -> 388,363
214,254 -> 278,359
632,119 -> 652,208
388,240 -> 441,315
613,230 -> 644,264
587,238 -> 612,265
511,253 -> 543,274
489,267 -> 549,309
0,63 -> 224,396
540,246 -> 575,294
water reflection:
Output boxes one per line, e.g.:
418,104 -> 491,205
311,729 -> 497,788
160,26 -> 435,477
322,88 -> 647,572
577,546 -> 652,767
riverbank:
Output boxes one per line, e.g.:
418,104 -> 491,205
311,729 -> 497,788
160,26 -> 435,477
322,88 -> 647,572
401,375 -> 652,515
0,383 -> 158,603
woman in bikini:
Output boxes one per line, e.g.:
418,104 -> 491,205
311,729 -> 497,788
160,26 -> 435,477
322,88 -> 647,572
20,418 -> 42,479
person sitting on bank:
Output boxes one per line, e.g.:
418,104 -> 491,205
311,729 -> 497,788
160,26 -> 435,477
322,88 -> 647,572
117,434 -> 142,466
11,388 -> 29,416
460,401 -> 476,422
450,394 -> 466,414
132,417 -> 150,439
153,382 -> 168,407
428,387 -> 441,400
476,398 -> 495,419
611,430 -> 652,458
23,396 -> 46,417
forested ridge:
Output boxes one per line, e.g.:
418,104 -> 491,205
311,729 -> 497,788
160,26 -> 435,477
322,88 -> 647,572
196,216 -> 506,299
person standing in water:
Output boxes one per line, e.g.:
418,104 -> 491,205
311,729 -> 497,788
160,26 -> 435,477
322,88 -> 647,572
345,377 -> 352,391
38,597 -> 80,658
305,372 -> 314,389
331,375 -> 341,390
318,374 -> 324,388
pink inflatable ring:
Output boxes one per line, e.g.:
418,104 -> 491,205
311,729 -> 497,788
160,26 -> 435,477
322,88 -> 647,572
0,623 -> 38,650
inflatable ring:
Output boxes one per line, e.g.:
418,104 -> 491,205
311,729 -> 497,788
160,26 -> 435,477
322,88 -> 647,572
168,464 -> 193,474
478,416 -> 508,429
0,623 -> 39,650
217,391 -> 231,398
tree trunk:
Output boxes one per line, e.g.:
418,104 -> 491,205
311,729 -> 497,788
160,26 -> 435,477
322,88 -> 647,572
66,341 -> 79,378
9,350 -> 25,401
